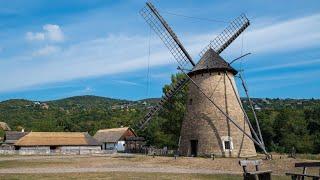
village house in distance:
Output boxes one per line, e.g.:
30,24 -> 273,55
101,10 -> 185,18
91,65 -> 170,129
0,126 -> 145,155
94,127 -> 145,153
3,131 -> 28,147
14,132 -> 101,155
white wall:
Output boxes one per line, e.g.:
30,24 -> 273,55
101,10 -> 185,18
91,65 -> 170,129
116,141 -> 125,152
19,146 -> 50,155
59,146 -> 101,154
17,146 -> 101,155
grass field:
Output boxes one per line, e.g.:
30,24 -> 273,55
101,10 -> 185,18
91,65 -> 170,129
0,154 -> 318,179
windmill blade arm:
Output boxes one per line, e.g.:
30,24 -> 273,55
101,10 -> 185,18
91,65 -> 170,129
229,52 -> 251,64
138,77 -> 189,129
200,14 -> 250,56
140,2 -> 195,70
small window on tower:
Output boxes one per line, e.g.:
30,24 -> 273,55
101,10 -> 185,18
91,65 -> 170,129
224,141 -> 231,150
189,98 -> 193,105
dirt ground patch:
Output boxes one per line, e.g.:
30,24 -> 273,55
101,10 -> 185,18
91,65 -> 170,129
0,153 -> 318,179
0,172 -> 242,180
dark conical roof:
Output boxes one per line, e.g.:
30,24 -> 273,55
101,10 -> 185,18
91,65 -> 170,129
189,48 -> 237,75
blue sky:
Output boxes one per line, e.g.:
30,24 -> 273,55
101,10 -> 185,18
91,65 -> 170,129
0,0 -> 319,101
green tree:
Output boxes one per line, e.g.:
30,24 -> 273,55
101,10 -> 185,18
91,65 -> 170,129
140,73 -> 188,148
304,107 -> 320,153
273,109 -> 313,153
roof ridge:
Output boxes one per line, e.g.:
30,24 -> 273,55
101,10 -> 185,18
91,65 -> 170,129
97,127 -> 129,131
190,48 -> 237,75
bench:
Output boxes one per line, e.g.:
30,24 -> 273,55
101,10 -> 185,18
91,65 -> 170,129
239,160 -> 272,180
286,162 -> 320,180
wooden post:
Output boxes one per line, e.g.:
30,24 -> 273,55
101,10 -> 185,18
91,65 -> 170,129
211,153 -> 215,160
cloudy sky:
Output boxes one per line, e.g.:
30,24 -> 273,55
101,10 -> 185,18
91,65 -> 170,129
0,0 -> 319,101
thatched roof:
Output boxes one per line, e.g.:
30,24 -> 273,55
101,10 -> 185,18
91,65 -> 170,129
94,127 -> 136,143
189,48 -> 237,75
14,132 -> 100,146
0,122 -> 11,131
4,131 -> 29,144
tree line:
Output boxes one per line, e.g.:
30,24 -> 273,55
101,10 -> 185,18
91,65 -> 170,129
0,74 -> 319,154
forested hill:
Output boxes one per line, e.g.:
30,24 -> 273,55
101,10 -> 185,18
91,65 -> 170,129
0,95 -> 320,133
0,94 -> 320,153
0,95 -> 147,135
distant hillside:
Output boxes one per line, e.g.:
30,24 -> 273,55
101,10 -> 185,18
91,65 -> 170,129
0,95 -> 148,135
242,98 -> 320,110
1,95 -> 320,154
1,96 -> 320,133
47,95 -> 132,109
0,95 -> 318,132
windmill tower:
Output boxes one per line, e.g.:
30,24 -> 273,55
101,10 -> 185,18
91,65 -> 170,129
179,48 -> 256,157
138,2 -> 268,158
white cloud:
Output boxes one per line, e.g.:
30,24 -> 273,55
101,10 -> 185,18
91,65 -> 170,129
247,14 -> 320,54
247,58 -> 320,73
32,45 -> 60,56
113,80 -> 142,86
26,32 -> 45,41
247,69 -> 320,83
26,24 -> 64,42
182,13 -> 320,59
1,13 -> 320,92
43,24 -> 64,42
244,69 -> 320,93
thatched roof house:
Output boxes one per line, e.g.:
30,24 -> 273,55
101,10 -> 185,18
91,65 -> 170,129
15,132 -> 100,147
14,132 -> 101,155
94,127 -> 144,152
4,131 -> 29,144
94,127 -> 136,143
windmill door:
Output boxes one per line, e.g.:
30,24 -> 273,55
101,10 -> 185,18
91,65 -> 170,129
190,140 -> 198,157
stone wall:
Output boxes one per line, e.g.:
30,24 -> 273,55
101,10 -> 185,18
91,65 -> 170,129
0,150 -> 17,155
11,146 -> 102,155
179,71 -> 256,157
58,146 -> 102,155
19,146 -> 50,155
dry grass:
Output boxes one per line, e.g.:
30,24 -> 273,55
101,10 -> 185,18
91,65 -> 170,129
0,154 -> 318,179
296,154 -> 320,160
0,159 -> 72,168
0,172 -> 290,180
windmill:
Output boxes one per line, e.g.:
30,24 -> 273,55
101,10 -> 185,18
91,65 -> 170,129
138,2 -> 268,158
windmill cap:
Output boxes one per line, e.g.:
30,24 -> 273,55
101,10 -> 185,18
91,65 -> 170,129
189,48 -> 237,76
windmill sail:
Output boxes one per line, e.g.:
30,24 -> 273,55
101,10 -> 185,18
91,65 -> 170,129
138,2 -> 196,130
138,77 -> 189,129
199,14 -> 250,57
140,2 -> 195,69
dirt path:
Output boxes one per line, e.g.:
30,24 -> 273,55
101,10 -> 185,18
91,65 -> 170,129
0,154 -> 316,176
0,166 -> 239,175
0,154 -> 241,175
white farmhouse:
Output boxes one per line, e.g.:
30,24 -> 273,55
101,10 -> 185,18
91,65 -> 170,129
94,127 -> 137,152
